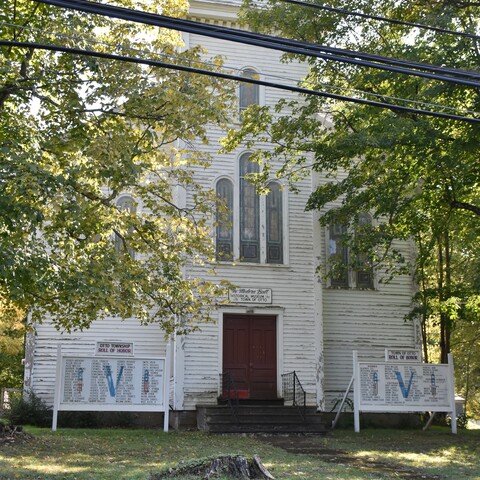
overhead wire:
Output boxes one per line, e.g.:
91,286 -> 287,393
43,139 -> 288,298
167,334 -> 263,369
2,20 -> 478,118
33,0 -> 480,87
276,0 -> 480,41
2,39 -> 479,124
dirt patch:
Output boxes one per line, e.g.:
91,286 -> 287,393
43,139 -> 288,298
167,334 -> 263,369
258,435 -> 444,480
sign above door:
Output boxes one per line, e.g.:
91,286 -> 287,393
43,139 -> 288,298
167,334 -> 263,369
228,288 -> 272,304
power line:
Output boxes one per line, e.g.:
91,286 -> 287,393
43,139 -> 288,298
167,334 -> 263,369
3,20 -> 477,117
277,0 -> 480,41
33,0 -> 480,87
3,20 -> 478,117
2,40 -> 479,124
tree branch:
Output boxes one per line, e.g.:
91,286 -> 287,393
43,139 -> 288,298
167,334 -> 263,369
450,200 -> 480,216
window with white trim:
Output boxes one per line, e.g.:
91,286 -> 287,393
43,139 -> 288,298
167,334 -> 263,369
239,154 -> 260,262
266,181 -> 283,264
328,213 -> 374,289
215,153 -> 285,264
239,68 -> 260,111
115,195 -> 136,259
216,178 -> 234,261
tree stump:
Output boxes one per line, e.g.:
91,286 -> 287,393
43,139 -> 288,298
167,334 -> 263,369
150,454 -> 275,479
0,424 -> 31,445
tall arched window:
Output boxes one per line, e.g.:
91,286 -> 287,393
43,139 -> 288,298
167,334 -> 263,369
239,68 -> 259,111
216,178 -> 234,261
266,182 -> 283,264
115,196 -> 136,259
355,213 -> 374,289
239,153 -> 260,262
329,223 -> 349,287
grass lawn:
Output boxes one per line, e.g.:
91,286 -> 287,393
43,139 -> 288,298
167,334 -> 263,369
0,426 -> 479,479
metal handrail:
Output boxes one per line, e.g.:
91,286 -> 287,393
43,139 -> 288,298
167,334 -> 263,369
282,371 -> 307,422
219,371 -> 239,421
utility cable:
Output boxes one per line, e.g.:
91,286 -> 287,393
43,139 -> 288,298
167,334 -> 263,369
3,20 -> 477,117
277,0 -> 480,41
2,40 -> 479,124
2,20 -> 478,117
33,0 -> 480,86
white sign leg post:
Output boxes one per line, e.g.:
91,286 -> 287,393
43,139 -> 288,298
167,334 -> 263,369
331,375 -> 354,430
52,344 -> 62,432
353,350 -> 360,433
163,342 -> 171,433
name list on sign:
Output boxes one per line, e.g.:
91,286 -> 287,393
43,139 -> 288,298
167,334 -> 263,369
359,363 -> 451,409
96,342 -> 134,356
228,288 -> 272,304
61,357 -> 164,406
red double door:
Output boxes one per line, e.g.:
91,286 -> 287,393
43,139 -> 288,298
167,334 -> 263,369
223,314 -> 277,400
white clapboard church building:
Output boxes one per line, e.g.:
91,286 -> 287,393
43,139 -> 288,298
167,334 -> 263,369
24,0 -> 421,431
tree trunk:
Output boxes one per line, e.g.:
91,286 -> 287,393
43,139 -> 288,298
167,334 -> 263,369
438,237 -> 448,364
438,231 -> 453,365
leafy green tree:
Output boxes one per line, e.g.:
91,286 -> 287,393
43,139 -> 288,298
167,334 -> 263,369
223,0 -> 479,404
0,297 -> 25,387
0,0 -> 234,334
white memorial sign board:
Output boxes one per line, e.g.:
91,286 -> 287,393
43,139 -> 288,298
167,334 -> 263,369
60,357 -> 164,408
53,345 -> 170,432
358,363 -> 451,409
353,351 -> 456,434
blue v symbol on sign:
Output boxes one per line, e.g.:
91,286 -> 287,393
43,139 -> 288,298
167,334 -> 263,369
395,370 -> 415,398
104,365 -> 125,397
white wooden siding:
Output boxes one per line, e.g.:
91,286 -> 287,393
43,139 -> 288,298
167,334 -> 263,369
321,235 -> 418,408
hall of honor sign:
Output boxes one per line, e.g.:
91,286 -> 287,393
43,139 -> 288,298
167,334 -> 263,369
60,357 -> 164,408
359,363 -> 451,409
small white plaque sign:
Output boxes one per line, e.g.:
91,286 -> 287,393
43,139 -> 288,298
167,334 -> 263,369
95,342 -> 134,356
385,348 -> 421,363
228,288 -> 272,304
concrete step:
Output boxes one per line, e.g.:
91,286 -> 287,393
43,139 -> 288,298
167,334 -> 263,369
197,405 -> 329,434
206,423 -> 329,434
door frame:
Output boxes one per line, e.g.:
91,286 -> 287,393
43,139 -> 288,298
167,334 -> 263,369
218,307 -> 284,399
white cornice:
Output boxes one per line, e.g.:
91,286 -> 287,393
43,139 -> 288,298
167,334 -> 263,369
189,0 -> 240,22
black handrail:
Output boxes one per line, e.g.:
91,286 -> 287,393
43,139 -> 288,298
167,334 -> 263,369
219,371 -> 239,421
282,371 -> 307,422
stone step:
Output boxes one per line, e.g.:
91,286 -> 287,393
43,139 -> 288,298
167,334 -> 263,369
197,405 -> 329,434
206,422 -> 329,434
199,405 -> 320,415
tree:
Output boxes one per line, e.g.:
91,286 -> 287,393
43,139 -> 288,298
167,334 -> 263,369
0,297 -> 25,387
0,0 -> 234,334
222,0 -> 480,407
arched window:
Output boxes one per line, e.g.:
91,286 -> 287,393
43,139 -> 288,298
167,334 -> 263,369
355,213 -> 373,289
239,153 -> 260,262
214,155 -> 285,265
216,178 -> 234,261
239,68 -> 260,111
115,196 -> 136,259
329,223 -> 349,287
266,182 -> 283,264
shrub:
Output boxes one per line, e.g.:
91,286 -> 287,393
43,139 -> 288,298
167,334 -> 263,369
6,390 -> 52,427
